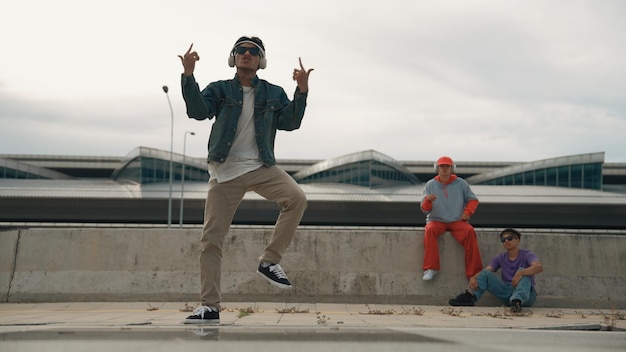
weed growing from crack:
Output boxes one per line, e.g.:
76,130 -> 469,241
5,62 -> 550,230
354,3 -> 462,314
441,306 -> 464,317
543,310 -> 564,318
469,306 -> 533,318
574,310 -> 589,318
276,307 -> 310,314
361,304 -> 396,315
600,309 -> 624,331
214,306 -> 260,318
399,306 -> 425,316
179,303 -> 196,312
234,307 -> 258,318
316,312 -> 330,324
471,309 -> 512,319
146,304 -> 160,311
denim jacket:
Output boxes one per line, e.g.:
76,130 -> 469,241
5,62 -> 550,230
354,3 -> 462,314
181,74 -> 308,166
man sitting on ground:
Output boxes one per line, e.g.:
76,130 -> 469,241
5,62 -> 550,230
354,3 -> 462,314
448,228 -> 543,313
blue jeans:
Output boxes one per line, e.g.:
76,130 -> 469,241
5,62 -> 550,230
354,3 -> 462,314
473,269 -> 537,307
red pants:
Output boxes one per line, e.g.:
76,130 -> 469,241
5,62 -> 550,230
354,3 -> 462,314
423,220 -> 483,279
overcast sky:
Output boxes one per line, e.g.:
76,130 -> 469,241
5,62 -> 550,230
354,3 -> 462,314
1,0 -> 625,163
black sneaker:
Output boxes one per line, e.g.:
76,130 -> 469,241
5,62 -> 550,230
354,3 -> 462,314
448,290 -> 476,306
183,305 -> 220,325
257,263 -> 292,289
511,299 -> 522,313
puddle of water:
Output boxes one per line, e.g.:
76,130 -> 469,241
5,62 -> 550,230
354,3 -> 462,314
1,327 -> 449,343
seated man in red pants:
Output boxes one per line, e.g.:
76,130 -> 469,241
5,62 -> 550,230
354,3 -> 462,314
420,156 -> 483,281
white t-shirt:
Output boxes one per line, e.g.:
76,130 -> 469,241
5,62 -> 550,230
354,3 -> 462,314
208,86 -> 263,183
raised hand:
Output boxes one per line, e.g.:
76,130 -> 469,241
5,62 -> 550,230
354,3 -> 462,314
178,43 -> 200,77
292,57 -> 314,92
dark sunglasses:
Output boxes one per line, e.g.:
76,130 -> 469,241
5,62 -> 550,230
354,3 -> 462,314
235,46 -> 261,56
500,235 -> 517,243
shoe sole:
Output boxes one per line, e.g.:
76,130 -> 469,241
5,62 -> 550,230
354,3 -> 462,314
256,270 -> 292,289
448,300 -> 475,306
182,319 -> 220,325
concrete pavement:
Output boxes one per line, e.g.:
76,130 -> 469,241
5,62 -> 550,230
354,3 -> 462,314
1,301 -> 624,330
2,301 -> 624,330
1,302 -> 624,351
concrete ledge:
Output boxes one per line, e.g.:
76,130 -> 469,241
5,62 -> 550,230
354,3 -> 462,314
1,227 -> 624,308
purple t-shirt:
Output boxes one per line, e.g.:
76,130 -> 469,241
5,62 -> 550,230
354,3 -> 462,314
488,249 -> 539,287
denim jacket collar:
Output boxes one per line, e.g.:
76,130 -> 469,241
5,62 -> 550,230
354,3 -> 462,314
233,73 -> 260,88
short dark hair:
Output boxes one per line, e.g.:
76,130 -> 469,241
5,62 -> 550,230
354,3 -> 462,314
499,228 -> 521,240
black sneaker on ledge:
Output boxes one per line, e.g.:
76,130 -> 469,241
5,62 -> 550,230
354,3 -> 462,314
257,263 -> 292,289
448,290 -> 476,306
183,305 -> 220,325
511,299 -> 522,313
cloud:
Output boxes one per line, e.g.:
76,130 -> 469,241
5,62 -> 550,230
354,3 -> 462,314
1,0 -> 625,163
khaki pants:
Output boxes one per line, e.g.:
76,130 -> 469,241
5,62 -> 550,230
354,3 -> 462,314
199,166 -> 307,308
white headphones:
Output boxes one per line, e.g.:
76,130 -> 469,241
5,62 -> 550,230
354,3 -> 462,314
228,40 -> 267,69
434,156 -> 456,172
434,162 -> 456,172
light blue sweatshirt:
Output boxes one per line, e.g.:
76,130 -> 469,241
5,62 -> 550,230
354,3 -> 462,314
421,175 -> 479,223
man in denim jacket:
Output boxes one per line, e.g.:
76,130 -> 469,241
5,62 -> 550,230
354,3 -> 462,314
179,36 -> 313,325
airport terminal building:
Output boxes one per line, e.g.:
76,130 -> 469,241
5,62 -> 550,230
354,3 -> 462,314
1,148 -> 625,229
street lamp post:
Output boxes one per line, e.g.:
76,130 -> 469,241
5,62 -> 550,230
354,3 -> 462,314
162,85 -> 174,228
180,131 -> 195,227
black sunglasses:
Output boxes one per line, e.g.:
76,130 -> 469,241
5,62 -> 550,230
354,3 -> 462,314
500,235 -> 517,243
235,46 -> 261,56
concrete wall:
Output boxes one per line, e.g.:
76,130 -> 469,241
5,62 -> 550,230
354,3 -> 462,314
1,227 -> 624,308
